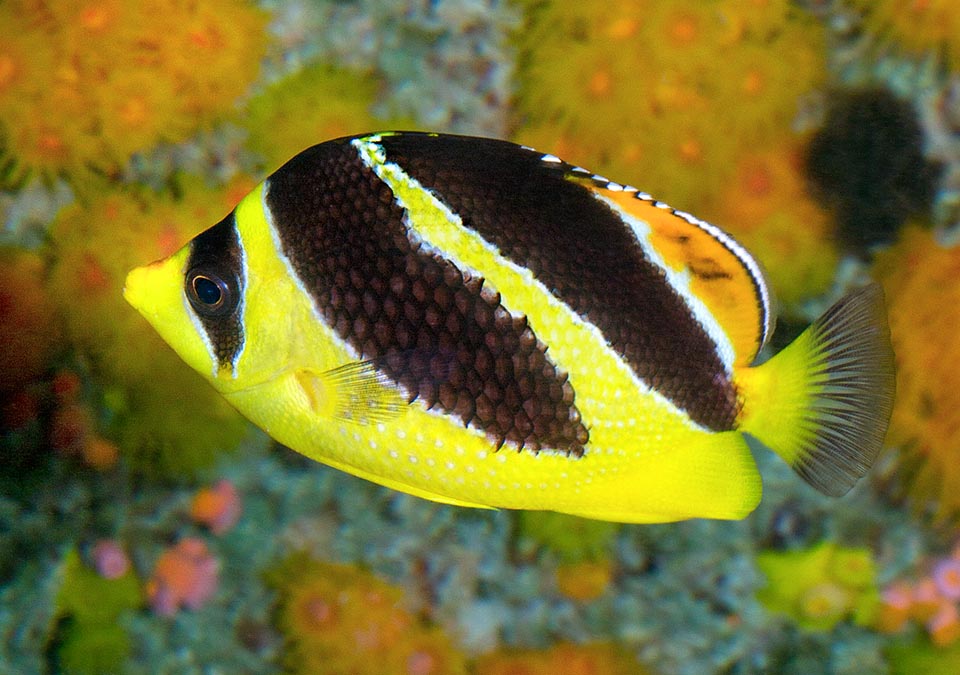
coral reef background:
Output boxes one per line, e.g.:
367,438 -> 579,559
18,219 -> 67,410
4,0 -> 960,673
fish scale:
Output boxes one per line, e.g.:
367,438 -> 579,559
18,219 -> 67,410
373,132 -> 740,430
264,139 -> 587,454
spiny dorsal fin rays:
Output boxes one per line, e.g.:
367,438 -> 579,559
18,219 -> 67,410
369,132 -> 741,432
516,144 -> 772,367
570,174 -> 771,369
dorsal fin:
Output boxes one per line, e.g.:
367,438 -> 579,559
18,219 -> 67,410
576,176 -> 773,366
365,131 -> 750,429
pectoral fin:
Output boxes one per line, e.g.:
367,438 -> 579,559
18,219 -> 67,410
295,360 -> 406,424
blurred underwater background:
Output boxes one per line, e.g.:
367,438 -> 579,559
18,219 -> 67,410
3,0 -> 960,673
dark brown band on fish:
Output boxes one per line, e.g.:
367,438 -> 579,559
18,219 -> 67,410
376,132 -> 739,431
264,140 -> 589,455
185,212 -> 245,371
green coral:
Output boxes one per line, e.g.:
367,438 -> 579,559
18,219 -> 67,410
887,637 -> 960,675
515,510 -> 619,564
757,541 -> 879,632
53,548 -> 142,675
241,62 -> 418,171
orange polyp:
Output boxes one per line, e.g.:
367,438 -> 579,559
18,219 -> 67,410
678,136 -> 703,164
587,69 -> 613,99
119,96 -> 150,128
743,69 -> 765,97
79,5 -> 113,31
300,594 -> 337,630
156,225 -> 184,258
0,54 -> 17,89
668,13 -> 699,45
80,255 -> 111,293
607,17 -> 639,40
189,24 -> 224,51
83,436 -> 119,470
37,130 -> 66,157
743,164 -> 774,198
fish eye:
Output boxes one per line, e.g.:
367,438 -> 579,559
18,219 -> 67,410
186,269 -> 236,317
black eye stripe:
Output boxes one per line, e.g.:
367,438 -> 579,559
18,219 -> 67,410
185,212 -> 245,370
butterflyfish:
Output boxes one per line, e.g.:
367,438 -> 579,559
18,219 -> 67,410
124,132 -> 895,523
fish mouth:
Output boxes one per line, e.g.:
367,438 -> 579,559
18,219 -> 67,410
123,258 -> 173,322
126,257 -> 298,396
124,251 -> 217,381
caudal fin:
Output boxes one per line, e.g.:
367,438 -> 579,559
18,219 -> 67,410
737,283 -> 895,497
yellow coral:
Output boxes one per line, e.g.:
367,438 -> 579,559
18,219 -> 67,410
0,0 -> 268,185
757,541 -> 879,632
0,3 -> 93,185
93,68 -> 192,168
555,559 -> 614,602
0,6 -> 54,112
270,555 -> 467,675
698,134 -> 838,309
513,0 -> 827,210
47,177 -> 251,477
241,63 -> 416,172
146,0 -> 269,119
873,225 -> 960,522
718,0 -> 795,40
850,0 -> 960,73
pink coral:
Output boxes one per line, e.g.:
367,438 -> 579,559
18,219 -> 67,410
876,543 -> 960,646
146,537 -> 219,616
876,582 -> 913,634
934,559 -> 960,601
929,601 -> 960,647
92,539 -> 130,580
190,479 -> 241,535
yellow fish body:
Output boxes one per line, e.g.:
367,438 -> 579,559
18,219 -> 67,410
124,132 -> 895,523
